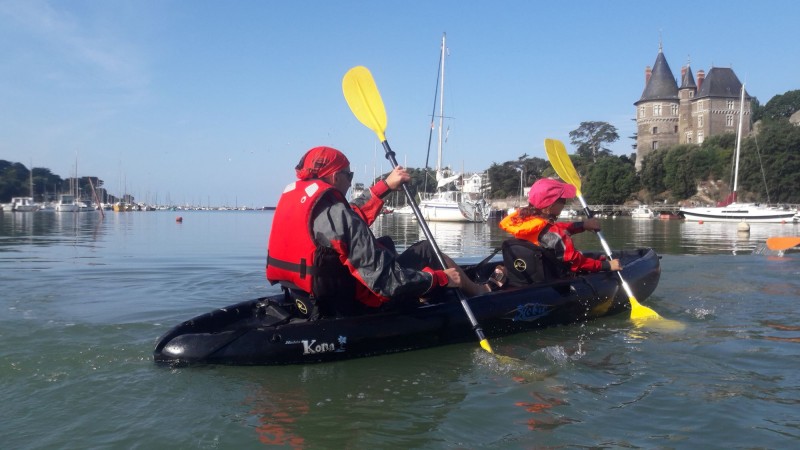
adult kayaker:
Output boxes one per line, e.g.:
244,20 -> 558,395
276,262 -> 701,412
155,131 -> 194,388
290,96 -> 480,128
266,146 -> 487,318
499,178 -> 621,274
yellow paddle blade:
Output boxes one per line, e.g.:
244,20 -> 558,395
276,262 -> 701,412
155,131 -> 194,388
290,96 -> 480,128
544,138 -> 582,194
628,295 -> 660,320
766,237 -> 800,251
342,66 -> 387,142
479,339 -> 494,354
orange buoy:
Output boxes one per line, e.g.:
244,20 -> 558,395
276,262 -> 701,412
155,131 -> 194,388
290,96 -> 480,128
698,220 -> 704,224
176,216 -> 183,223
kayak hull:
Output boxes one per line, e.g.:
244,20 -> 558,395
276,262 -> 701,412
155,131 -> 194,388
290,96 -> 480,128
154,248 -> 661,365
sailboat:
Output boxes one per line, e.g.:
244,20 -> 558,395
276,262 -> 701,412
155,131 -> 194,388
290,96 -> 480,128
680,84 -> 795,223
418,33 -> 489,223
9,165 -> 40,212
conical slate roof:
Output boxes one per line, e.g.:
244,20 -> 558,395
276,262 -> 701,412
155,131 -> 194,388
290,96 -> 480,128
680,65 -> 696,89
636,50 -> 678,104
696,67 -> 747,99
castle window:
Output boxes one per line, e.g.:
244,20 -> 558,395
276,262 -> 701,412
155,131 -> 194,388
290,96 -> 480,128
727,99 -> 734,110
652,141 -> 659,150
653,104 -> 662,116
698,130 -> 705,143
674,125 -> 678,133
698,115 -> 704,127
652,126 -> 658,134
639,106 -> 645,117
671,104 -> 678,115
726,115 -> 734,127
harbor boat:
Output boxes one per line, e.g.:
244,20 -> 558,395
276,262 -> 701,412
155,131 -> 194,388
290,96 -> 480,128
55,194 -> 80,212
680,84 -> 795,223
9,197 -> 39,212
630,205 -> 655,219
393,204 -> 415,215
679,203 -> 795,223
113,201 -> 130,212
658,211 -> 683,220
154,247 -> 661,366
418,33 -> 489,223
558,208 -> 578,220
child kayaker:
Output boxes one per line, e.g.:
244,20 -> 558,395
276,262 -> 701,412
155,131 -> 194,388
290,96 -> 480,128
499,178 -> 621,274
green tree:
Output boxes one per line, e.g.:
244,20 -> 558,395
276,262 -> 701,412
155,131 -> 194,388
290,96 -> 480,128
737,119 -> 800,203
639,149 -> 667,195
663,145 -> 698,200
569,121 -> 620,161
583,156 -> 638,204
755,90 -> 800,121
486,155 -> 551,200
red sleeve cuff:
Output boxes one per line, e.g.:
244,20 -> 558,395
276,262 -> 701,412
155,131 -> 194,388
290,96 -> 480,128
422,267 -> 449,288
371,179 -> 392,199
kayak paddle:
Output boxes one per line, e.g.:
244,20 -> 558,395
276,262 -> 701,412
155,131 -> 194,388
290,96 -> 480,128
766,237 -> 800,251
544,138 -> 661,322
343,66 -> 495,354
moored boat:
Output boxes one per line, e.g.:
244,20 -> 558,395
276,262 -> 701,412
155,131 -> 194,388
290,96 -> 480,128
154,248 -> 661,366
630,205 -> 655,219
679,84 -> 793,223
9,197 -> 39,212
659,211 -> 683,220
417,33 -> 489,224
55,194 -> 80,212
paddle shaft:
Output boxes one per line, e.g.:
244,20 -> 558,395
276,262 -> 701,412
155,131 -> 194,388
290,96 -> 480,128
574,194 -> 640,300
379,140 -> 489,342
342,66 -> 492,351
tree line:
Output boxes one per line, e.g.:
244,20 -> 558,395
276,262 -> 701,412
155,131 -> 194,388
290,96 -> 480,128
0,161 -> 116,203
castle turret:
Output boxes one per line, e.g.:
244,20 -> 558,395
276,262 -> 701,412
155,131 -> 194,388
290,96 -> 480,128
678,64 -> 697,143
634,47 -> 680,170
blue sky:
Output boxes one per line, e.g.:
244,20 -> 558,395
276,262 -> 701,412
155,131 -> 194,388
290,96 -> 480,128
1,0 -> 798,207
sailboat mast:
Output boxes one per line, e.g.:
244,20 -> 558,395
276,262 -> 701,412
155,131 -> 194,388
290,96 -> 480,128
733,83 -> 745,199
436,33 -> 446,181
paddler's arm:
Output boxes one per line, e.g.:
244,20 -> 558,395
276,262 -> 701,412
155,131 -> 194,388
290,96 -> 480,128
348,166 -> 409,226
314,198 -> 449,302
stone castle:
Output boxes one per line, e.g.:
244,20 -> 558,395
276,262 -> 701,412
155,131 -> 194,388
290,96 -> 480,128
634,44 -> 750,170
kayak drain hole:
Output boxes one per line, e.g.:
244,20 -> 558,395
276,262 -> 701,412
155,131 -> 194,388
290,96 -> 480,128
270,334 -> 282,343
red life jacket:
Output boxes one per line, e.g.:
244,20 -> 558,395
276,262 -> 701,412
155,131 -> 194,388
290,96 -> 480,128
266,179 -> 346,293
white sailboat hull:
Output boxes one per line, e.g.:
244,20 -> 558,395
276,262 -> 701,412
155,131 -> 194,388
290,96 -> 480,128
680,203 -> 796,223
419,192 -> 489,223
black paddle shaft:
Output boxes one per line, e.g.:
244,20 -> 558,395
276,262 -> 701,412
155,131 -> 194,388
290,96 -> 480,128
379,140 -> 488,341
380,141 -> 447,268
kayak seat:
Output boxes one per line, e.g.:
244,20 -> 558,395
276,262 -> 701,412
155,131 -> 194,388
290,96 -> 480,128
501,238 -> 569,288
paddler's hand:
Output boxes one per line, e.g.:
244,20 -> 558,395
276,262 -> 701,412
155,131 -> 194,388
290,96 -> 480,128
442,267 -> 462,288
583,218 -> 602,232
608,259 -> 622,271
385,166 -> 411,190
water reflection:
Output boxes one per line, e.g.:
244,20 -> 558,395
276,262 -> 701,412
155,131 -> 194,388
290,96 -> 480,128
372,214 -> 506,259
0,211 -> 106,249
371,214 -> 800,257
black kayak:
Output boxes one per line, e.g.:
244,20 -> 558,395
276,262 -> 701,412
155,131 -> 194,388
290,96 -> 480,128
153,248 -> 660,365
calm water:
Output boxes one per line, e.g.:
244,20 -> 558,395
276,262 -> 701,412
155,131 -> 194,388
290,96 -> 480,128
2,210 -> 799,449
